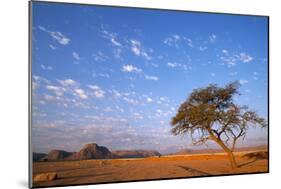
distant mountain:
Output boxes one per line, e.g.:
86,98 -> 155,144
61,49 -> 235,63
69,143 -> 114,160
112,150 -> 161,158
34,143 -> 114,162
41,150 -> 75,161
174,149 -> 194,155
33,152 -> 47,162
33,143 -> 268,162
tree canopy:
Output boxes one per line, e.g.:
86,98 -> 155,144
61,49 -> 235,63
170,81 -> 267,168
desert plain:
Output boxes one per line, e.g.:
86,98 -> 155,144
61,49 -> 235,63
33,150 -> 268,187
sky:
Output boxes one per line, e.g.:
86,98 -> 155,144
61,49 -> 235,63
31,2 -> 268,154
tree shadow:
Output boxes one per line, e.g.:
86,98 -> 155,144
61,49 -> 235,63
176,165 -> 211,176
238,159 -> 258,168
238,151 -> 268,168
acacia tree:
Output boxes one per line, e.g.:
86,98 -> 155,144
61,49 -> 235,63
170,82 -> 267,169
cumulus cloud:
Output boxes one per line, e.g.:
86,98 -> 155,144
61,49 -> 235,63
222,49 -> 228,54
101,29 -> 122,47
88,85 -> 105,98
122,64 -> 142,73
164,34 -> 181,48
58,79 -> 76,86
131,40 -> 141,56
100,27 -> 124,60
130,39 -> 152,60
184,37 -> 193,48
44,94 -> 55,101
238,52 -> 253,63
209,34 -> 217,43
49,44 -> 56,50
239,79 -> 249,85
199,46 -> 207,51
74,88 -> 88,99
38,26 -> 71,46
50,31 -> 70,45
92,51 -> 108,62
46,85 -> 64,96
72,52 -> 80,60
167,62 -> 177,68
146,97 -> 153,103
220,50 -> 253,67
40,64 -> 53,70
167,62 -> 191,70
123,97 -> 138,104
144,75 -> 159,81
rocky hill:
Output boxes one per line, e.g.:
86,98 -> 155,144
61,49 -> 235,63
40,150 -> 75,161
34,143 -> 115,162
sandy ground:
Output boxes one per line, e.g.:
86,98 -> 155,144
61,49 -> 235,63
32,151 -> 268,187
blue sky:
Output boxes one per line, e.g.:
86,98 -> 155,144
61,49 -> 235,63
31,2 -> 268,154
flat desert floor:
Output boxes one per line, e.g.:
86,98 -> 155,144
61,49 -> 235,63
33,151 -> 268,187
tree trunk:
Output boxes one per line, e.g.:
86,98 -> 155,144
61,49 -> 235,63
213,138 -> 238,169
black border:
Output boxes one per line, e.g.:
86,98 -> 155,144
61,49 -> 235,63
28,1 -> 270,188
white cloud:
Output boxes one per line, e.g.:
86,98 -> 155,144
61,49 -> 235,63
112,89 -> 122,98
156,109 -> 163,114
184,37 -> 193,48
222,49 -> 228,54
58,79 -> 76,86
130,39 -> 152,60
123,97 -> 138,104
238,52 -> 253,63
92,51 -> 108,62
50,31 -> 70,45
167,62 -> 178,68
164,34 -> 181,48
160,97 -> 166,101
199,46 -> 207,51
167,62 -> 191,71
133,112 -> 143,119
220,50 -> 253,67
99,73 -> 110,78
38,25 -> 47,32
88,85 -> 105,98
131,40 -> 141,56
38,26 -> 70,45
146,97 -> 153,103
46,85 -> 64,96
111,38 -> 122,47
72,52 -> 80,60
75,88 -> 88,99
122,64 -> 142,73
209,34 -> 217,43
144,75 -> 159,81
49,44 -> 56,50
101,29 -> 122,47
40,64 -> 53,70
239,80 -> 249,85
44,94 -> 55,101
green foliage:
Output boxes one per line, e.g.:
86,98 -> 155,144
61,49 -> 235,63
170,81 -> 267,149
